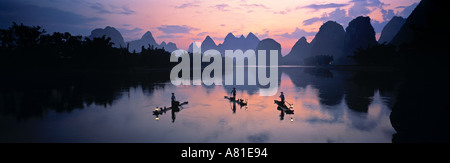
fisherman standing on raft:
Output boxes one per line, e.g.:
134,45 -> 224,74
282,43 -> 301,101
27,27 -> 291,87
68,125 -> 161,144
230,88 -> 237,100
279,92 -> 285,104
171,93 -> 179,108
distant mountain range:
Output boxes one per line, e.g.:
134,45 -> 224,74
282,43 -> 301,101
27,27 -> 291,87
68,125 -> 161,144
88,1 -> 431,66
281,21 -> 346,65
281,15 -> 408,65
220,32 -> 260,55
263,0 -> 444,67
87,27 -> 178,53
198,32 -> 260,56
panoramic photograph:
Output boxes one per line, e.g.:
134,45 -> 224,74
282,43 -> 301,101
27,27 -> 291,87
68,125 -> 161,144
0,0 -> 448,148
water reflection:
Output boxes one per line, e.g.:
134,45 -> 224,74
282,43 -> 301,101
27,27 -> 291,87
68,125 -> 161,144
0,67 -> 404,143
276,105 -> 294,121
0,71 -> 170,121
153,101 -> 189,123
224,95 -> 248,114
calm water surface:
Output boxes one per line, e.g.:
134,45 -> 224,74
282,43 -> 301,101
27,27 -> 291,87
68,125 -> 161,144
0,67 -> 400,143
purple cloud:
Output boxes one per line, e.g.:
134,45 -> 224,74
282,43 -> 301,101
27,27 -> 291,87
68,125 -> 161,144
90,3 -> 112,14
301,0 -> 418,34
175,2 -> 200,9
119,6 -> 135,15
197,32 -> 208,36
303,8 -> 351,26
301,3 -> 349,10
157,25 -> 199,34
396,3 -> 418,18
348,0 -> 385,16
157,34 -> 184,39
255,31 -> 270,39
214,4 -> 230,11
381,9 -> 396,21
0,1 -> 102,35
89,2 -> 135,15
240,3 -> 269,9
273,9 -> 291,15
301,0 -> 403,27
276,28 -> 316,39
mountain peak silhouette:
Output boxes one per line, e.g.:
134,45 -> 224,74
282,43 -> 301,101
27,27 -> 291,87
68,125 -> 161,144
247,32 -> 258,40
160,41 -> 178,52
281,36 -> 311,65
160,41 -> 167,47
310,21 -> 345,63
225,32 -> 236,40
128,31 -> 158,53
205,35 -> 213,41
214,32 -> 260,55
256,38 -> 282,65
201,35 -> 218,53
390,0 -> 448,56
88,26 -> 126,48
341,16 -> 377,65
141,31 -> 156,42
378,16 -> 406,44
104,26 -> 115,30
257,38 -> 280,50
298,37 -> 307,44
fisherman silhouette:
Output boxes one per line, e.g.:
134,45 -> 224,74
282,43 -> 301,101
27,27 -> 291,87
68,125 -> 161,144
171,93 -> 179,108
171,93 -> 176,102
279,92 -> 285,104
230,88 -> 237,100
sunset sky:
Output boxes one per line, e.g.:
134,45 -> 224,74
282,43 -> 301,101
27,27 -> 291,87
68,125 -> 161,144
0,0 -> 420,55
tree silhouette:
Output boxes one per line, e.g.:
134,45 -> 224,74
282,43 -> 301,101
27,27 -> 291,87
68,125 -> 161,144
0,23 -> 175,72
350,43 -> 400,66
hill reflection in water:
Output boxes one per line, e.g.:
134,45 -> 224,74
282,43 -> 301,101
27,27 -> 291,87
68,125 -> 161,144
0,68 -> 402,143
